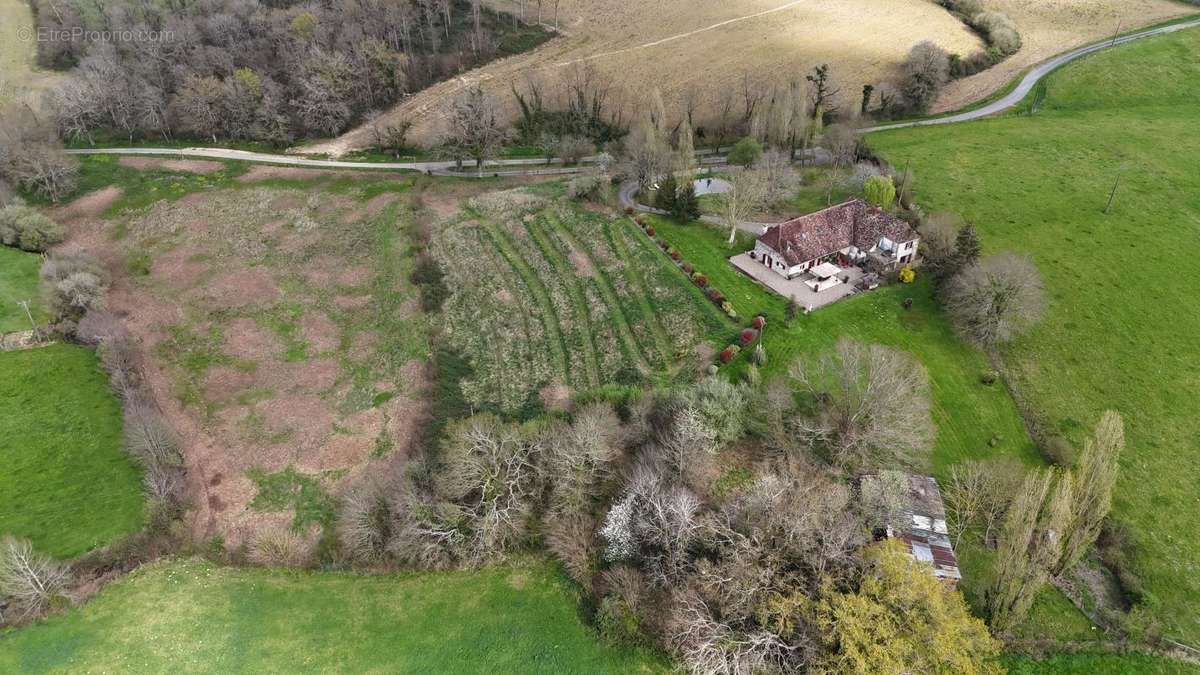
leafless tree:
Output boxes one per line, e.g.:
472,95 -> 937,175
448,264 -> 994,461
754,149 -> 798,205
901,41 -> 951,112
858,470 -> 910,532
543,403 -> 624,514
544,511 -> 598,586
943,253 -> 1046,347
986,467 -> 1071,632
446,86 -> 507,175
917,212 -> 961,280
436,414 -> 541,561
717,167 -> 768,245
338,474 -> 395,564
788,338 -> 934,471
621,109 -> 670,190
0,105 -> 78,203
600,459 -> 702,587
669,590 -> 799,675
0,537 -> 71,623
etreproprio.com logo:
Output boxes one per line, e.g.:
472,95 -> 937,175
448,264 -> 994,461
16,26 -> 174,43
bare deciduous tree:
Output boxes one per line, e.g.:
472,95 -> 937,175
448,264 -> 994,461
944,253 -> 1046,347
543,403 -> 624,513
338,475 -> 395,563
754,149 -> 798,205
621,109 -> 670,189
669,590 -> 799,675
446,86 -> 507,176
986,467 -> 1071,632
901,41 -> 951,112
788,338 -> 934,471
435,415 -> 541,561
0,537 -> 71,623
717,167 -> 768,245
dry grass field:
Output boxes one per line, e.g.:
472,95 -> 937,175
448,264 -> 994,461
49,160 -> 435,548
304,0 -> 981,154
934,0 -> 1192,112
0,0 -> 63,106
307,0 -> 1193,156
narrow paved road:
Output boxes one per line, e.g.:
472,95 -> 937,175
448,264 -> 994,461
862,18 -> 1200,133
66,18 -> 1200,170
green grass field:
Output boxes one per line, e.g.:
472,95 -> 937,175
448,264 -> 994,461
870,28 -> 1200,642
0,558 -> 665,673
0,344 -> 143,558
0,246 -> 44,333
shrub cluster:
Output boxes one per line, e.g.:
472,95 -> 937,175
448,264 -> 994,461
79,310 -> 188,517
0,201 -> 64,252
40,249 -> 110,334
937,1 -> 1022,78
566,172 -> 610,202
639,219 -> 737,320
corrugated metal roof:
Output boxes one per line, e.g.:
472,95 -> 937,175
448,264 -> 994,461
861,473 -> 963,586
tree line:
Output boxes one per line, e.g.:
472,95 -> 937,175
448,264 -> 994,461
32,0 -> 547,143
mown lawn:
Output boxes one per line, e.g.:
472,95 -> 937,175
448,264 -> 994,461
0,558 -> 666,673
870,28 -> 1200,643
0,344 -> 143,558
647,215 -> 1039,474
0,246 -> 44,333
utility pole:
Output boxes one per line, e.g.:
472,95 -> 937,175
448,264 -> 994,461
1104,171 -> 1122,215
1112,20 -> 1122,47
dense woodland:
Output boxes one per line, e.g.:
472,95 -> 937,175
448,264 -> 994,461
29,0 -> 548,142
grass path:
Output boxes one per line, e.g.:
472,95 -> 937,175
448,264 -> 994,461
548,217 -> 651,372
479,220 -> 574,386
600,220 -> 675,366
525,216 -> 602,387
615,217 -> 732,334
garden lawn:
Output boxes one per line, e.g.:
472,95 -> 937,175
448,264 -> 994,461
870,28 -> 1200,643
0,246 -> 45,333
0,344 -> 143,558
647,215 -> 1039,474
0,558 -> 667,673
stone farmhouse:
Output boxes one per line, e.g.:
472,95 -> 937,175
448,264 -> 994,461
750,198 -> 920,281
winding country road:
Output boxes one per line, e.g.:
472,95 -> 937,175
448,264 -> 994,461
862,17 -> 1200,133
66,17 -> 1200,172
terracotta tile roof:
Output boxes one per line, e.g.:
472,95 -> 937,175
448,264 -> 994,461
758,198 -> 918,267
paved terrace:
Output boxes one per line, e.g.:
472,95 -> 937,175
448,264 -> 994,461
729,253 -> 864,312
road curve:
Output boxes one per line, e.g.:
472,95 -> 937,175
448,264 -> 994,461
862,18 -> 1200,134
66,18 -> 1200,169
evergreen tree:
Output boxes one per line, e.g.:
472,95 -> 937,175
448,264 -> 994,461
671,182 -> 701,223
654,174 -> 678,213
